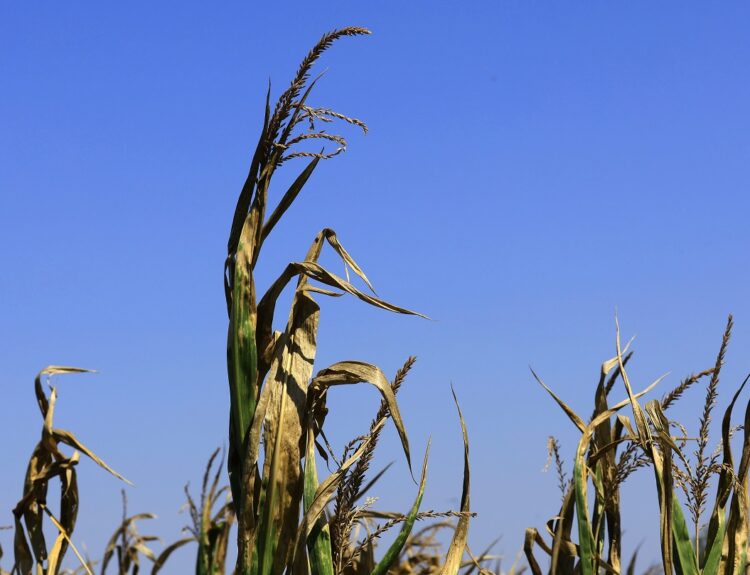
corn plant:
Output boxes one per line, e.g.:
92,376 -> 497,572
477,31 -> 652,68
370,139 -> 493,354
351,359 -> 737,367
12,367 -> 129,575
57,451 -> 232,575
223,26 -> 472,575
162,448 -> 235,575
525,315 -> 750,575
337,511 -> 496,575
328,382 -> 475,575
99,490 -> 161,575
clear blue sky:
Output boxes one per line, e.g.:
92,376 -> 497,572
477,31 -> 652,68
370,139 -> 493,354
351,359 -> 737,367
2,2 -> 750,572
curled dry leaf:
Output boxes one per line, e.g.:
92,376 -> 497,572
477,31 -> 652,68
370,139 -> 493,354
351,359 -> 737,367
13,367 -> 128,575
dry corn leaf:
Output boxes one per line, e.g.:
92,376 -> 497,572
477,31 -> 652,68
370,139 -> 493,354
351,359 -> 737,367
151,537 -> 194,575
438,389 -> 471,575
312,362 -> 412,472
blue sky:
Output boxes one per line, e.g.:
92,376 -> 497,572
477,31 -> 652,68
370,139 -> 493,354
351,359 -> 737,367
2,2 -> 750,572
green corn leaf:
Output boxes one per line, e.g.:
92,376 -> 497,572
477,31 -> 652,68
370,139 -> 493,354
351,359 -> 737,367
227,85 -> 271,256
370,442 -> 430,575
260,156 -> 320,246
573,456 -> 596,575
671,496 -> 699,575
703,376 -> 748,575
724,396 -> 750,575
227,250 -> 259,511
304,431 -> 334,575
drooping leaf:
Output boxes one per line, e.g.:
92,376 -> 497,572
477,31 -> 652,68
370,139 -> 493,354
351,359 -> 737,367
311,361 -> 412,473
151,538 -> 194,575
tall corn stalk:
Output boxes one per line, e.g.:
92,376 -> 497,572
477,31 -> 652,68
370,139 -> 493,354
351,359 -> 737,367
224,27 -> 434,575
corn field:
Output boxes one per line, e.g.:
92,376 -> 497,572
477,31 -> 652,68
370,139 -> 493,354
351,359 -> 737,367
4,24 -> 750,575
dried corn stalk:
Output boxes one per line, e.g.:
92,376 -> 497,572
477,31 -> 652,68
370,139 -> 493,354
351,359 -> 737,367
12,366 -> 128,575
221,26 -> 460,575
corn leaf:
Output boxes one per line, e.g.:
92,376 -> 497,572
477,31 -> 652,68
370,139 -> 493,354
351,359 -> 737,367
370,442 -> 430,575
703,376 -> 749,575
303,428 -> 334,575
438,388 -> 471,575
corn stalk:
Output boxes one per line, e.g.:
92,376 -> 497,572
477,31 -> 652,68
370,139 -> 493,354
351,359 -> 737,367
224,27 -> 431,575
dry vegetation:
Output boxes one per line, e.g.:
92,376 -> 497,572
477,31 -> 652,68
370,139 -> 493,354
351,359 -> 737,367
3,28 -> 487,575
525,315 -> 750,575
4,26 -> 749,575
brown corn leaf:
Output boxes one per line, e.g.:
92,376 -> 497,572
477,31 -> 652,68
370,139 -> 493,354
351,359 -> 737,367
151,537 -> 194,575
46,452 -> 80,573
40,504 -> 92,575
260,261 -> 424,329
311,361 -> 412,472
524,529 -> 543,575
255,227 -> 393,381
549,485 -> 576,575
101,513 -> 157,573
34,366 -> 95,418
13,514 -> 33,575
257,286 -> 320,575
52,429 -> 130,484
316,228 -> 376,293
438,387 -> 471,575
530,368 -> 586,433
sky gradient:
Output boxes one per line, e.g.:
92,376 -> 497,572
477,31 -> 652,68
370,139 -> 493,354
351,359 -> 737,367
2,2 -> 750,572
